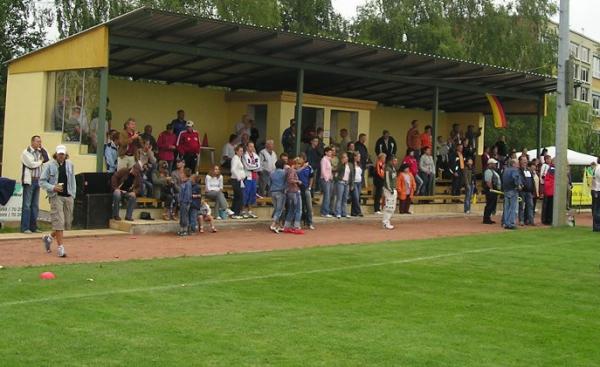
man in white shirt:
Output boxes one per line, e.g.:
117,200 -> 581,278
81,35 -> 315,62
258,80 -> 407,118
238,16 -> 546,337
233,114 -> 251,144
591,159 -> 600,232
258,139 -> 277,197
21,135 -> 49,233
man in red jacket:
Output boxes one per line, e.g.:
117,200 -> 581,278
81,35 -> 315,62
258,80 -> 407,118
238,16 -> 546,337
177,121 -> 201,172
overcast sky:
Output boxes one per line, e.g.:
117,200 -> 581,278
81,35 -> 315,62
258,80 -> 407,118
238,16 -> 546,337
332,0 -> 600,42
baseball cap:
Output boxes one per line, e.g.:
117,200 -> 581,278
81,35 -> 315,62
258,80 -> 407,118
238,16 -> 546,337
56,145 -> 67,154
487,158 -> 498,165
186,121 -> 194,127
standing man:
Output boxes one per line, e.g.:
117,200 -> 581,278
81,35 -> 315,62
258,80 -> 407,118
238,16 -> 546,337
482,158 -> 501,224
406,120 -> 421,160
591,157 -> 600,232
259,139 -> 277,196
171,109 -> 187,138
420,125 -> 432,151
375,130 -> 397,158
495,135 -> 509,163
118,118 -> 141,170
501,159 -> 522,230
305,137 -> 323,191
176,121 -> 201,172
320,147 -> 334,217
337,128 -> 351,154
281,118 -> 296,157
40,145 -> 75,257
419,147 -> 435,196
449,143 -> 465,196
465,125 -> 482,151
140,124 -> 157,152
518,156 -> 535,226
21,135 -> 49,234
111,162 -> 143,221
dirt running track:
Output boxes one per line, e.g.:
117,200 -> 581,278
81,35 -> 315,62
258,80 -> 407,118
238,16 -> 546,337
0,215 -> 593,268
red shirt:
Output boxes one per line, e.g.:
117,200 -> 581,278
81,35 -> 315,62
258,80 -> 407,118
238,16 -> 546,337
544,166 -> 555,197
403,155 -> 418,176
420,133 -> 432,149
157,131 -> 177,161
126,131 -> 137,156
177,130 -> 201,155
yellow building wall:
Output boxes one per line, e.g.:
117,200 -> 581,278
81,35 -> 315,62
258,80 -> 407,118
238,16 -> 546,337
8,27 -> 108,75
109,79 -> 230,153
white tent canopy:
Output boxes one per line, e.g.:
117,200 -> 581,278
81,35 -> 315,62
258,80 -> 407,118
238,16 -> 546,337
519,146 -> 598,166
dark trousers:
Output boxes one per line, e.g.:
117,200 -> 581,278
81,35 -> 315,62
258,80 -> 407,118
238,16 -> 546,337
183,152 -> 198,172
21,180 -> 40,232
483,192 -> 498,222
373,179 -> 383,212
420,172 -> 433,196
592,191 -> 600,231
451,173 -> 463,196
399,198 -> 412,214
542,196 -> 554,225
231,179 -> 244,215
351,182 -> 362,216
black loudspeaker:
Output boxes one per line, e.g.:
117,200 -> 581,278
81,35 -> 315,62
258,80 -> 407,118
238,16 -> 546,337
75,172 -> 112,197
73,193 -> 113,229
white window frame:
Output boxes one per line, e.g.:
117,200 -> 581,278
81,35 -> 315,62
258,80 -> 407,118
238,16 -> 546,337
580,86 -> 589,102
581,66 -> 589,83
593,55 -> 600,79
570,42 -> 579,59
592,94 -> 600,115
580,46 -> 590,63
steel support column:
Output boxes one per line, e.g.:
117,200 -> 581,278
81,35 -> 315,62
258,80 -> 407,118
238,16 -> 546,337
536,98 -> 543,159
96,67 -> 109,172
431,87 -> 439,190
294,68 -> 304,158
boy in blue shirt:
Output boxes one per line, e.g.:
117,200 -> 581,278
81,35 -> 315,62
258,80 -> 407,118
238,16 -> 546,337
189,174 -> 201,233
297,153 -> 315,229
177,168 -> 192,236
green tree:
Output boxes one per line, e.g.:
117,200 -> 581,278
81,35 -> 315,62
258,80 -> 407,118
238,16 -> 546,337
54,0 -> 135,38
0,0 -> 50,161
279,0 -> 347,37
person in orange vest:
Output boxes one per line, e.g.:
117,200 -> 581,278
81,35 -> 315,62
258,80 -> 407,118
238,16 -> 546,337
176,121 -> 201,172
396,163 -> 416,214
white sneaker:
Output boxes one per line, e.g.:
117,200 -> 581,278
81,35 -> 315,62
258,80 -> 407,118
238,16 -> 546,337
57,245 -> 66,257
270,224 -> 279,233
248,212 -> 258,219
42,234 -> 53,253
345,215 -> 351,218
383,222 -> 394,230
375,211 -> 382,215
336,215 -> 341,219
226,209 -> 235,216
309,225 -> 315,230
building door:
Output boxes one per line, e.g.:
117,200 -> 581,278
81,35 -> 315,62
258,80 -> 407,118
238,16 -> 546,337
247,104 -> 267,151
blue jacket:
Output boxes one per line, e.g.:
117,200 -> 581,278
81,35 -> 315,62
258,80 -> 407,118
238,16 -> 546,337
190,183 -> 201,209
501,166 -> 522,192
104,142 -> 118,173
40,160 -> 77,199
270,169 -> 286,193
179,180 -> 192,204
297,165 -> 313,189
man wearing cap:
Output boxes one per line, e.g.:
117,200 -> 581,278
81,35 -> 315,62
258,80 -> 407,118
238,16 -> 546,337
40,145 -> 76,258
118,118 -> 141,170
20,135 -> 49,234
176,121 -> 201,172
482,158 -> 501,224
111,161 -> 143,221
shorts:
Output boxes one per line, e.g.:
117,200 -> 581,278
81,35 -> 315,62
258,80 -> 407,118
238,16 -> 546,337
50,195 -> 74,231
243,179 -> 257,206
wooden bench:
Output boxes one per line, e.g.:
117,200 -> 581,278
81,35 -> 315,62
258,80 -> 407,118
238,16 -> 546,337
412,195 -> 464,203
136,197 -> 160,208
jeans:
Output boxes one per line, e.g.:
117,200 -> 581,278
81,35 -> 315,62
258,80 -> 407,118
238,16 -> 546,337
502,189 -> 518,228
189,207 -> 199,231
483,191 -> 498,222
20,180 -> 40,232
351,182 -> 362,216
399,198 -> 412,213
414,174 -> 423,196
320,179 -> 333,216
420,172 -> 433,196
542,196 -> 554,225
592,191 -> 600,232
451,172 -> 463,195
271,191 -> 285,222
231,179 -> 244,215
259,171 -> 271,197
464,185 -> 473,213
205,191 -> 228,214
335,181 -> 349,217
113,190 -> 136,219
284,191 -> 302,229
180,203 -> 190,229
518,191 -> 534,225
301,188 -> 313,225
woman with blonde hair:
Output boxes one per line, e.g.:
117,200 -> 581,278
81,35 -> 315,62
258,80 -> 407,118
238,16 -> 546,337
205,165 -> 234,219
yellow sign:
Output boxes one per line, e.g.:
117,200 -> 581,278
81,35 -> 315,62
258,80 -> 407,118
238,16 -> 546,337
571,183 -> 592,206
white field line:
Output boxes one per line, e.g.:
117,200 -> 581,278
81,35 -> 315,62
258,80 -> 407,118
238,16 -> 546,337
0,240 -> 582,307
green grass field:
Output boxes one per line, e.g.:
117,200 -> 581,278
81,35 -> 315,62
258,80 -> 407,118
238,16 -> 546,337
1,227 -> 599,366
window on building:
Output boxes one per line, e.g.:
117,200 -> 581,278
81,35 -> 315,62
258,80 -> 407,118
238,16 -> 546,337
580,46 -> 590,63
581,67 -> 589,82
593,94 -> 600,115
573,63 -> 579,80
570,42 -> 579,58
45,69 -> 103,155
580,86 -> 589,102
593,55 -> 600,79
573,86 -> 579,101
